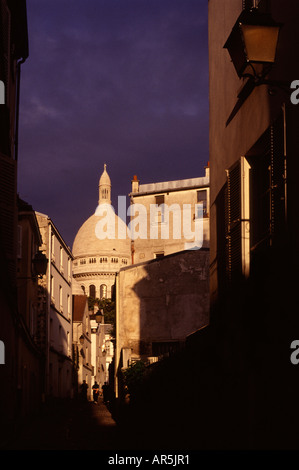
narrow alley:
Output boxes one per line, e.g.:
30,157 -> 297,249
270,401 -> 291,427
1,395 -> 188,453
2,397 -> 140,451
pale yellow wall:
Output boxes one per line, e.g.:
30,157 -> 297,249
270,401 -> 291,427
130,172 -> 210,263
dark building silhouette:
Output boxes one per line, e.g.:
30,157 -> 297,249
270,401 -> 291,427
207,0 -> 299,448
0,0 -> 32,445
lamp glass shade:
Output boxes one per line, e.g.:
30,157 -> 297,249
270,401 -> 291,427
96,310 -> 104,323
224,9 -> 281,78
241,24 -> 280,63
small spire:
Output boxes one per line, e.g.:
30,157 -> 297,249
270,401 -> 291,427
99,163 -> 111,205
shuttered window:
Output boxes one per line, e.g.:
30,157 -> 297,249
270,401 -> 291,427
225,111 -> 286,283
247,112 -> 286,255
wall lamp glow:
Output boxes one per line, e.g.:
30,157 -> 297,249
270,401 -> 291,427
224,7 -> 282,83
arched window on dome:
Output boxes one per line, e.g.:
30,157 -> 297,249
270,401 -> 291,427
89,284 -> 96,298
111,284 -> 115,299
100,284 -> 107,299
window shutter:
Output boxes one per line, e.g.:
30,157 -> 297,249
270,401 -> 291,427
225,160 -> 242,282
270,112 -> 286,243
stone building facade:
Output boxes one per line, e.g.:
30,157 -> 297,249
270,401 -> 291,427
36,212 -> 74,399
0,0 -> 31,443
129,165 -> 210,264
115,248 -> 210,397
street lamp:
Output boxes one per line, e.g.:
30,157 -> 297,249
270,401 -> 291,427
95,308 -> 104,324
32,251 -> 48,277
79,335 -> 84,345
223,8 -> 288,126
18,251 -> 48,280
224,8 -> 282,80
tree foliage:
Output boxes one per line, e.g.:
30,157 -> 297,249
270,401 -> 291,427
88,296 -> 116,339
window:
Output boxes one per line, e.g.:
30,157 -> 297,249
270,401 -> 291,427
225,113 -> 285,283
100,284 -> 107,299
155,195 -> 165,223
51,276 -> 55,304
67,294 -> 70,319
246,113 -> 286,259
51,233 -> 55,261
152,342 -> 180,357
89,284 -> 96,298
67,331 -> 70,356
68,257 -> 71,280
111,284 -> 115,299
196,190 -> 208,218
225,157 -> 250,282
155,252 -> 164,259
59,285 -> 63,312
60,246 -> 63,270
80,258 -> 86,265
89,257 -> 96,263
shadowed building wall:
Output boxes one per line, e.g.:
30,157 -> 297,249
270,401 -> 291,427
115,248 -> 209,394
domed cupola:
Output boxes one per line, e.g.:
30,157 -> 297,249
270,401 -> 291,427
99,163 -> 111,205
72,164 -> 131,300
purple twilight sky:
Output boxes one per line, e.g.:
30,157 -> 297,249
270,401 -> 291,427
17,0 -> 209,248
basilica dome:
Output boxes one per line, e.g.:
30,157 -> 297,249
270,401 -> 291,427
72,164 -> 131,299
72,210 -> 131,259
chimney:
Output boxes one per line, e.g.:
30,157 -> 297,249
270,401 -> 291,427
131,174 -> 139,193
204,161 -> 210,179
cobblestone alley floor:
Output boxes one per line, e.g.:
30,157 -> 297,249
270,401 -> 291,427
3,398 -> 138,451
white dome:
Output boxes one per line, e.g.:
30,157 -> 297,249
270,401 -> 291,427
72,164 -> 131,300
72,208 -> 131,258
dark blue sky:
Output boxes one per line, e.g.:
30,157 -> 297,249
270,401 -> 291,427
17,0 -> 209,247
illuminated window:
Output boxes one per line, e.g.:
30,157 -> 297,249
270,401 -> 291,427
59,285 -> 63,311
196,190 -> 208,218
100,284 -> 107,299
60,246 -> 63,269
